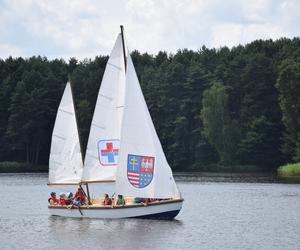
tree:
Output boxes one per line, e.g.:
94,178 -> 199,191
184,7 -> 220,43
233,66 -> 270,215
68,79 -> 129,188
276,59 -> 300,161
201,81 -> 240,166
0,38 -> 299,171
6,81 -> 31,161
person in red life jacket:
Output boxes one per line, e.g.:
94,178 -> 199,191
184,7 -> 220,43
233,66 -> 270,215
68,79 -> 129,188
74,187 -> 86,204
48,192 -> 59,205
59,193 -> 67,206
103,194 -> 112,206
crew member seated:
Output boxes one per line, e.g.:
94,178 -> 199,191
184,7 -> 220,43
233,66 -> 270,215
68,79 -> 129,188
48,192 -> 59,205
116,195 -> 125,206
74,187 -> 86,204
66,192 -> 73,205
134,197 -> 145,203
103,194 -> 112,206
72,196 -> 82,207
59,193 -> 67,205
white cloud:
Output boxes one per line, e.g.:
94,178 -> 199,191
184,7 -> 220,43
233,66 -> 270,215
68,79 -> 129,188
210,22 -> 287,48
0,0 -> 299,59
0,43 -> 23,58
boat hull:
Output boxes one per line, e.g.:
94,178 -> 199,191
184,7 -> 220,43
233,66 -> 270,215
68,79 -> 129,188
49,199 -> 183,219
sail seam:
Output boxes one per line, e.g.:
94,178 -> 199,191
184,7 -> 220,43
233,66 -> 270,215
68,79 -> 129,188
98,94 -> 113,101
85,152 -> 98,159
58,108 -> 73,116
51,160 -> 63,165
107,62 -> 122,71
92,123 -> 105,130
53,134 -> 66,140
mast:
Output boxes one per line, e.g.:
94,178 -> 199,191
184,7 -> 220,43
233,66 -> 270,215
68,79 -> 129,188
120,25 -> 127,71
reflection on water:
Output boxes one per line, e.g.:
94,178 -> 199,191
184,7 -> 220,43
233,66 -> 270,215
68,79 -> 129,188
48,216 -> 183,249
0,174 -> 299,250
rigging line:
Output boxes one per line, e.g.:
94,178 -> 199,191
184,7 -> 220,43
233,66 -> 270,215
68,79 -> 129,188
120,25 -> 127,72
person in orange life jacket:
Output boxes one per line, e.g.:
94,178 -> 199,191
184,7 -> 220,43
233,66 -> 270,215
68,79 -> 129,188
59,193 -> 67,206
74,187 -> 86,204
103,194 -> 112,206
48,192 -> 59,205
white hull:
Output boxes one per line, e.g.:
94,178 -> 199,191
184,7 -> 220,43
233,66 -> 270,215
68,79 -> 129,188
49,199 -> 183,219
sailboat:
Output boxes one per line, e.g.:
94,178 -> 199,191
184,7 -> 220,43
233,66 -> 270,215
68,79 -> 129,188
48,26 -> 183,219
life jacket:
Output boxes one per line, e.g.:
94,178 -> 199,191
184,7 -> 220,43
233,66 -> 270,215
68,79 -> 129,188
49,196 -> 59,204
75,190 -> 85,202
60,197 -> 66,205
104,198 -> 112,205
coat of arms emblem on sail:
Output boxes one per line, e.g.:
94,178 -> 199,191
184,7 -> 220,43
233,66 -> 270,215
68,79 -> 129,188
97,139 -> 120,166
127,154 -> 155,188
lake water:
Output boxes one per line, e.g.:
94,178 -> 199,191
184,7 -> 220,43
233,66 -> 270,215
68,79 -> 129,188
0,174 -> 299,250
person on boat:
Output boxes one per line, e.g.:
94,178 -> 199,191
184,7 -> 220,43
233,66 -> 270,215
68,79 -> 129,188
134,197 -> 150,206
103,194 -> 112,206
59,193 -> 67,206
74,187 -> 86,204
116,195 -> 125,206
134,197 -> 145,203
48,192 -> 59,205
149,198 -> 157,203
66,192 -> 73,205
72,196 -> 82,207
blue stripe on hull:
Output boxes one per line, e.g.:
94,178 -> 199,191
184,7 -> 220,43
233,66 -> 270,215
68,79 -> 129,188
132,209 -> 181,220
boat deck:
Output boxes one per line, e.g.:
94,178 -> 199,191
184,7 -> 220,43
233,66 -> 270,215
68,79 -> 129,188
48,198 -> 183,209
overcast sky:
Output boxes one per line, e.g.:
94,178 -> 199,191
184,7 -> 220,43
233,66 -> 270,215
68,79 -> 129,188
0,0 -> 299,60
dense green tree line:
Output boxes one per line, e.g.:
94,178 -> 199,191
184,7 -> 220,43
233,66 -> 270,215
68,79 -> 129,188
0,38 -> 299,172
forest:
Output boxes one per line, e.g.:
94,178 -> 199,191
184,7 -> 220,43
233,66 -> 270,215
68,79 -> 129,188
0,38 -> 299,172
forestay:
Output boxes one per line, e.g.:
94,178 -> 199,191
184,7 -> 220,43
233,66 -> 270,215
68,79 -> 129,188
81,34 -> 126,182
115,55 -> 180,198
48,82 -> 83,184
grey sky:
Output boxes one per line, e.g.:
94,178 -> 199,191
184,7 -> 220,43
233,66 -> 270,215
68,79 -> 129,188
0,0 -> 299,60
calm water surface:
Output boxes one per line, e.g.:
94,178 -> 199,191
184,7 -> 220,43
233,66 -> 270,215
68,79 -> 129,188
0,173 -> 299,250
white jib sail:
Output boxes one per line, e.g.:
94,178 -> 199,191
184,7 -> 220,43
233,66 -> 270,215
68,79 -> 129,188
81,34 -> 126,182
48,82 -> 83,184
115,55 -> 180,198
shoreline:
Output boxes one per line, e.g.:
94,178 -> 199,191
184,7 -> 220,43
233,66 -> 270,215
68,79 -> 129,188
174,172 -> 278,183
174,172 -> 300,183
1,172 -> 299,183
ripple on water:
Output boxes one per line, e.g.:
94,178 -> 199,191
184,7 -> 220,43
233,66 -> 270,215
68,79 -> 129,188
0,174 -> 299,250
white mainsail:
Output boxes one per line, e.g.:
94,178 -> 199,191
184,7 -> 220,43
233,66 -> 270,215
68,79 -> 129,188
48,82 -> 83,184
81,34 -> 126,182
115,55 -> 180,198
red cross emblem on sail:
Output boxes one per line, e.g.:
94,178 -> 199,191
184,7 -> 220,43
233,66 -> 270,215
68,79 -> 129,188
98,140 -> 120,166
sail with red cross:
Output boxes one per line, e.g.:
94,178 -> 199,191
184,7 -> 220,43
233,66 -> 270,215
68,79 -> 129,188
98,140 -> 120,166
81,33 -> 126,182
